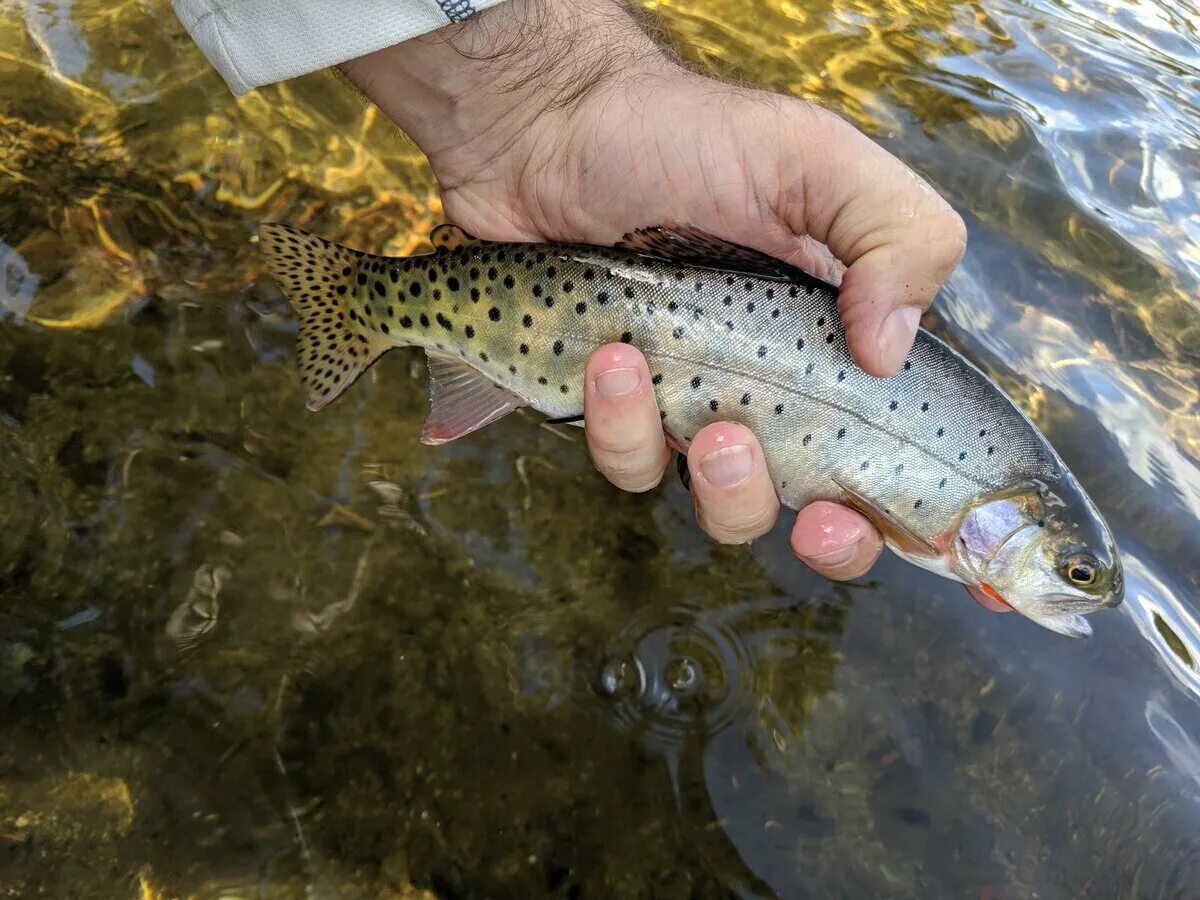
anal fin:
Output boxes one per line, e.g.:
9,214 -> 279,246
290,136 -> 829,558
422,352 -> 525,445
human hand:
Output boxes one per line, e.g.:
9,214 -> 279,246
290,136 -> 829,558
342,0 -> 967,580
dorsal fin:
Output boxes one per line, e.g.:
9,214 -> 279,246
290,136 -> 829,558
421,352 -> 526,445
430,224 -> 482,253
615,224 -> 832,286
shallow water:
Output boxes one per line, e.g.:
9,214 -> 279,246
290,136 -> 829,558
1,0 -> 1199,896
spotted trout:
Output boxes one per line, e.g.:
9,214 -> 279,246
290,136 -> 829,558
259,221 -> 1123,637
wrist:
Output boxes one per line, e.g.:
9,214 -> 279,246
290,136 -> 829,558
340,0 -> 676,190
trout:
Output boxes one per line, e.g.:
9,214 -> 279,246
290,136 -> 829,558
259,221 -> 1123,637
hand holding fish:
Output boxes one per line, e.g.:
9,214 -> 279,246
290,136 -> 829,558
340,0 -> 968,581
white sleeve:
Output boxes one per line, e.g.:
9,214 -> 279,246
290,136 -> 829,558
173,0 -> 508,96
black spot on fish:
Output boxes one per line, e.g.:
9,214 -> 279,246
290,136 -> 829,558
802,434 -> 812,446
805,362 -> 814,375
597,291 -> 609,304
826,333 -> 835,343
547,266 -> 557,278
470,287 -> 480,302
937,427 -> 945,437
921,402 -> 929,412
744,281 -> 753,291
723,295 -> 733,306
958,451 -> 967,461
480,352 -> 489,362
747,302 -> 755,313
624,286 -> 635,299
522,314 -> 533,327
691,376 -> 701,389
576,302 -> 587,314
469,268 -> 480,280
987,446 -> 995,455
673,327 -> 684,339
419,314 -> 430,327
741,392 -> 751,405
487,267 -> 497,281
336,285 -> 347,295
428,268 -> 438,282
389,269 -> 399,284
584,269 -> 594,280
380,323 -> 389,334
553,340 -> 564,355
710,399 -> 719,411
914,499 -> 922,509
725,321 -> 734,331
771,309 -> 779,318
838,370 -> 846,381
357,273 -> 367,286
465,325 -> 475,338
621,331 -> 632,343
757,345 -> 767,358
796,338 -> 805,351
939,478 -> 947,489
889,400 -> 898,411
979,429 -> 987,437
532,284 -> 543,297
409,282 -> 422,298
904,361 -> 912,371
837,428 -> 846,439
436,313 -> 453,331
447,276 -> 459,291
488,307 -> 501,321
816,316 -> 825,327
774,404 -> 783,414
509,365 -> 517,375
560,384 -> 569,393
503,274 -> 515,289
538,376 -> 548,385
563,281 -> 574,293
519,343 -> 529,354
652,373 -> 662,385
400,315 -> 413,328
667,301 -> 677,312
861,460 -> 870,470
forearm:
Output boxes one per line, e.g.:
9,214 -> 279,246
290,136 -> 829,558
339,0 -> 676,183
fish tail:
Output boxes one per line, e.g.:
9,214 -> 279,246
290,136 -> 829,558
259,222 -> 390,411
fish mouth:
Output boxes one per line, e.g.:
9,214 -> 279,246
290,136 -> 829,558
1000,593 -> 1107,639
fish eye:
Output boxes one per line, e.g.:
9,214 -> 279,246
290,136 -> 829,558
1062,551 -> 1100,587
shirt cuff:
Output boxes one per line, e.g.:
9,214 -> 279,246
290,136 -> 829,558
173,0 -> 508,96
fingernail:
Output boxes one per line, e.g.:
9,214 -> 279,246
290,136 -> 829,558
699,444 -> 754,488
595,367 -> 640,397
803,542 -> 859,569
877,306 -> 922,373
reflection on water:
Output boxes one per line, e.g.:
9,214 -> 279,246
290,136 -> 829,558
1,0 -> 1200,896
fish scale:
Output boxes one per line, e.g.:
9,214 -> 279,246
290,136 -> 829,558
264,221 -> 1059,544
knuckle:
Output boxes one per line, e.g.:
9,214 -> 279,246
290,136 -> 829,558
697,500 -> 779,544
593,445 -> 666,493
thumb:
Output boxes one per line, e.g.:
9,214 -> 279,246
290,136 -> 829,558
782,107 -> 967,377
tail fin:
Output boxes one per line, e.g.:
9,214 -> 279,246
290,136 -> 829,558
259,223 -> 389,411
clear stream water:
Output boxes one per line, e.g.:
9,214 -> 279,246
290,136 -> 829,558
1,0 -> 1198,896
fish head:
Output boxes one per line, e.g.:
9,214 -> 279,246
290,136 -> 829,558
950,474 -> 1123,638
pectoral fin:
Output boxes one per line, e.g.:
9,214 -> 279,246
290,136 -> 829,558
831,477 -> 940,558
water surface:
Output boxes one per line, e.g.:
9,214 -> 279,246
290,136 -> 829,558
1,0 -> 1199,896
